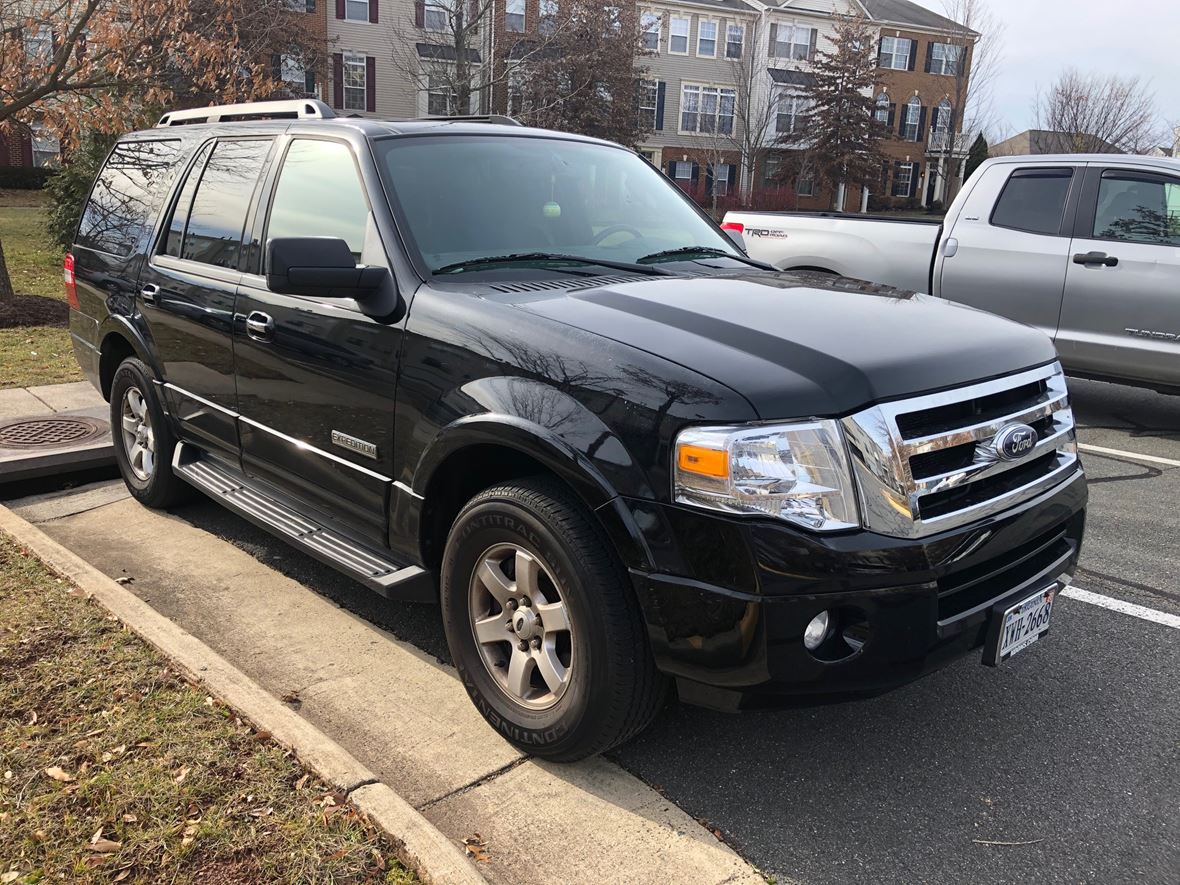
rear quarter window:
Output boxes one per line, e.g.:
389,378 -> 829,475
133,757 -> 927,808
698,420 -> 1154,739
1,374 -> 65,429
76,139 -> 182,257
989,168 -> 1074,236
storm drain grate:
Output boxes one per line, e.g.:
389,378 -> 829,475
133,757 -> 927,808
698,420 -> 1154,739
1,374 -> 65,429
0,417 -> 106,449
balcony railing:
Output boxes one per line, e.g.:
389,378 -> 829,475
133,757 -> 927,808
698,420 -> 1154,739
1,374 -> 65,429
926,131 -> 970,155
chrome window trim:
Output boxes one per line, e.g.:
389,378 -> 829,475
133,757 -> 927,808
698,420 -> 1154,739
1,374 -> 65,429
841,362 -> 1080,539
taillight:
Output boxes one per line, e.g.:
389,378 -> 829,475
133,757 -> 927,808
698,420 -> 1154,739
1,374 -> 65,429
720,221 -> 744,233
63,252 -> 78,310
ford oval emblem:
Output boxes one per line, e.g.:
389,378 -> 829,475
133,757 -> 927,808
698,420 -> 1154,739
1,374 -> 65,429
994,423 -> 1039,461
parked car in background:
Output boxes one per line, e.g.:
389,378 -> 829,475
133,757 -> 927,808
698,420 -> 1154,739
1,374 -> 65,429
68,101 -> 1085,761
725,154 -> 1180,395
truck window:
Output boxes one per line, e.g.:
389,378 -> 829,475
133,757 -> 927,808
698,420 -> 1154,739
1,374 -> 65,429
266,139 -> 370,259
178,138 -> 271,269
162,142 -> 214,259
76,139 -> 181,256
990,168 -> 1073,236
1092,173 -> 1180,246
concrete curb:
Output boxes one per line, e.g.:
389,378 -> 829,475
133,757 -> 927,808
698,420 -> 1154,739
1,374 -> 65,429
0,504 -> 485,885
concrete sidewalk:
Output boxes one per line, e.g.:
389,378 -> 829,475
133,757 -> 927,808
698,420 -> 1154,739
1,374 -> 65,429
0,381 -> 112,481
7,481 -> 768,885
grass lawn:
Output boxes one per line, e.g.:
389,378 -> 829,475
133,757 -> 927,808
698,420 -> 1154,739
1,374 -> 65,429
0,191 -> 81,390
0,326 -> 81,389
0,535 -> 416,884
0,192 -> 61,302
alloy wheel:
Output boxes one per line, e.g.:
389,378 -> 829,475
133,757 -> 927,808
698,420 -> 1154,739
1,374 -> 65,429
120,386 -> 156,482
468,542 -> 574,710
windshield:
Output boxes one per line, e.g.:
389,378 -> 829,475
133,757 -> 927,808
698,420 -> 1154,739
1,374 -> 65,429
374,135 -> 741,274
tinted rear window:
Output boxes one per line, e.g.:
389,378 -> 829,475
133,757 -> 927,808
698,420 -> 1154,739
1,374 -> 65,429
76,139 -> 182,256
180,139 -> 271,268
990,168 -> 1073,236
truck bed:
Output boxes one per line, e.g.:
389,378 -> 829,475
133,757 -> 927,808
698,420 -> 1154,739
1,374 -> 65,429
724,210 -> 942,294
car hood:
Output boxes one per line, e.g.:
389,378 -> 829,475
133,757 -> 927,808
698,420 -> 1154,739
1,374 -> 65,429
512,271 -> 1059,418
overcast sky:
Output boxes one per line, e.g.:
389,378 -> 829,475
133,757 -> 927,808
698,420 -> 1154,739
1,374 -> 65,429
910,0 -> 1180,143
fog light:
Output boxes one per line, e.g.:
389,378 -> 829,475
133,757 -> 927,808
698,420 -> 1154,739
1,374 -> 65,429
803,611 -> 831,650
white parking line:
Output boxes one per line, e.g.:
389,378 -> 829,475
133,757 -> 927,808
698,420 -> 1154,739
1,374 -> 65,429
1063,585 -> 1180,630
1078,443 -> 1180,468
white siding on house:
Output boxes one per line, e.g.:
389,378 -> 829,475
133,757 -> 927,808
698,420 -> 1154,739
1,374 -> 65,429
326,0 -> 421,119
754,0 -> 862,150
639,2 -> 757,157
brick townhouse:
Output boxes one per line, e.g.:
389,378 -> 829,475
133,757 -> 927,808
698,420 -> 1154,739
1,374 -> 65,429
861,0 -> 975,210
3,0 -> 977,214
274,0 -> 331,101
316,0 -> 976,213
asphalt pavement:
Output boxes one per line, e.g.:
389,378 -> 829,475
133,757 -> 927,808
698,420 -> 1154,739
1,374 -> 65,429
4,375 -> 1177,884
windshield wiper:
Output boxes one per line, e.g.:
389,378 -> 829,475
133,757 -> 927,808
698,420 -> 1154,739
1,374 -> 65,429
637,246 -> 773,270
435,252 -> 674,276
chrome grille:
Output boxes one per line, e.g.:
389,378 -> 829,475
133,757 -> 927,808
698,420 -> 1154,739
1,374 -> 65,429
841,362 -> 1079,539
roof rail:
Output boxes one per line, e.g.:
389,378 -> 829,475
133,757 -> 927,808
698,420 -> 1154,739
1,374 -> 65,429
414,114 -> 524,127
156,99 -> 336,127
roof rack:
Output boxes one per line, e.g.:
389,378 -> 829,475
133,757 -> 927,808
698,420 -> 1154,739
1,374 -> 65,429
156,99 -> 336,127
413,114 -> 523,127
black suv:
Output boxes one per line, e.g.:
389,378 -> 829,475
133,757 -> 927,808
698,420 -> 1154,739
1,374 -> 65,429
67,99 -> 1086,760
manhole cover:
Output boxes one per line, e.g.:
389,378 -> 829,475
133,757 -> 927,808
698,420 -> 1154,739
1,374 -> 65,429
0,417 -> 106,449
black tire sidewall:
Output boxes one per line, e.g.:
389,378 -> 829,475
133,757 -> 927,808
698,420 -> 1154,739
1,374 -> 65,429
109,358 -> 180,507
441,496 -> 614,755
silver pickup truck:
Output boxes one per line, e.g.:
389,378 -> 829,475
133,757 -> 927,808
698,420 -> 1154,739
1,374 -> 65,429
724,155 -> 1180,394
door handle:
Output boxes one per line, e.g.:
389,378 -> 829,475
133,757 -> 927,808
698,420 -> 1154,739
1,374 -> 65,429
245,311 -> 275,342
1072,251 -> 1118,267
140,284 -> 159,305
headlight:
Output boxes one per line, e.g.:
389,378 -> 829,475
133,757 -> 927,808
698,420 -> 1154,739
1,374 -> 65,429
673,420 -> 858,531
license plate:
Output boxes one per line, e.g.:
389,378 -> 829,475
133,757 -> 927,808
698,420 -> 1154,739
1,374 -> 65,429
983,585 -> 1057,666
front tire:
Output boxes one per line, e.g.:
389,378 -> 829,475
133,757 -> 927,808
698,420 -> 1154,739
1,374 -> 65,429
109,357 -> 191,509
440,477 -> 666,761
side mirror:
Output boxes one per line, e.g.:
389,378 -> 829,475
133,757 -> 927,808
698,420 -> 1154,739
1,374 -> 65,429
723,227 -> 747,253
266,237 -> 388,299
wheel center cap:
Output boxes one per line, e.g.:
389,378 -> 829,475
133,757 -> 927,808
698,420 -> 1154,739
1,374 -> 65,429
512,607 -> 539,639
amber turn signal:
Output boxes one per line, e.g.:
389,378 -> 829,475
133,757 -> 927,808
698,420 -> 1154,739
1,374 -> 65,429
677,444 -> 729,479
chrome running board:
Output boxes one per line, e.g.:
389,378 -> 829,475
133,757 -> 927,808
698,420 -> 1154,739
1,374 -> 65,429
172,442 -> 434,602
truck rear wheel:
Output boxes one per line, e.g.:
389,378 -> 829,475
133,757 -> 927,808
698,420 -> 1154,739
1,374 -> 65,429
440,476 -> 666,761
109,357 -> 191,509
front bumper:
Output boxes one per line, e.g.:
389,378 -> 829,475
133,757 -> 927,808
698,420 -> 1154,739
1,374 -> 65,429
624,468 -> 1086,708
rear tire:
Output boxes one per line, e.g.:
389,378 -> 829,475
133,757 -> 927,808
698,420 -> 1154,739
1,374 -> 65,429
109,357 -> 191,509
440,476 -> 666,761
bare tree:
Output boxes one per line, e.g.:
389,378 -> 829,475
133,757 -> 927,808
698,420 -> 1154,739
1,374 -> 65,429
932,0 -> 1003,202
939,0 -> 1002,139
391,0 -> 492,115
727,18 -> 778,203
0,0 -> 320,131
1034,69 -> 1163,153
509,0 -> 650,148
0,0 -> 320,301
679,132 -> 734,217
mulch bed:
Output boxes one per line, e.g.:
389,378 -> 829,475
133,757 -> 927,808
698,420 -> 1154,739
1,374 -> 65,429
0,294 -> 69,329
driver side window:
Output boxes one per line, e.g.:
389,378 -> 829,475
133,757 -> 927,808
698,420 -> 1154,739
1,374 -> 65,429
266,139 -> 371,259
1093,173 -> 1180,246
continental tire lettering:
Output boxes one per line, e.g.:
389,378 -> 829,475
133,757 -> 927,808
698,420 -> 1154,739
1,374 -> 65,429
470,686 -> 567,745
